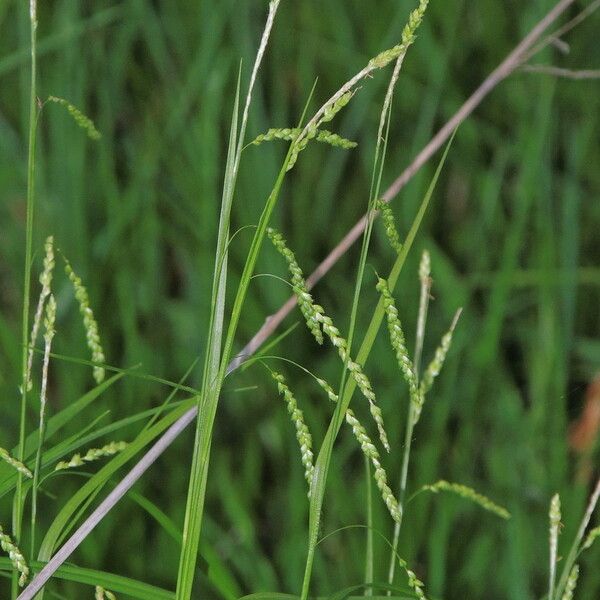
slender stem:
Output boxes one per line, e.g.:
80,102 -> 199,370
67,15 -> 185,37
31,323 -> 54,555
364,456 -> 373,595
14,2 -> 38,596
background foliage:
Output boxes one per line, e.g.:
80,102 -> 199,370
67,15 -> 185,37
0,0 -> 599,598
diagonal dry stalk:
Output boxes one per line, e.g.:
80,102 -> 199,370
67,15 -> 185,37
16,1 -> 586,597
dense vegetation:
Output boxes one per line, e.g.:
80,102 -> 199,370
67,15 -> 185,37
0,1 -> 599,598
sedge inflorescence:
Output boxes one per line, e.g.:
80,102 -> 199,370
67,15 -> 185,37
422,480 -> 510,520
0,448 -> 32,479
55,441 -> 128,472
64,259 -> 106,384
271,372 -> 314,496
95,586 -> 117,600
47,96 -> 101,140
0,525 -> 29,587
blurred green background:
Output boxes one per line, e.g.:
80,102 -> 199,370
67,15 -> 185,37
1,0 -> 599,598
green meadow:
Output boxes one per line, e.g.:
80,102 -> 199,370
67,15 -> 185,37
0,1 -> 599,598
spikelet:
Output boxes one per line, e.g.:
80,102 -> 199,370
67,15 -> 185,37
64,259 -> 105,383
26,235 -> 55,391
374,200 -> 402,254
315,130 -> 357,149
376,277 -> 421,418
47,96 -> 101,140
582,526 -> 600,550
95,586 -> 117,600
0,525 -> 29,587
319,90 -> 354,126
315,377 -> 340,404
405,566 -> 427,600
0,448 -> 32,478
55,441 -> 128,472
272,372 -> 314,496
423,480 -> 510,520
345,408 -> 401,522
369,0 -> 429,69
549,493 -> 561,599
419,308 -> 462,400
287,91 -> 355,170
267,228 -> 324,344
252,127 -> 299,144
252,127 -> 356,150
561,565 -> 579,600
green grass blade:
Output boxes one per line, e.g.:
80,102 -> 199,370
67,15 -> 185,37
0,558 -> 174,600
36,398 -> 195,564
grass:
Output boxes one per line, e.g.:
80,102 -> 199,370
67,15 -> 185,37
0,0 -> 599,598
